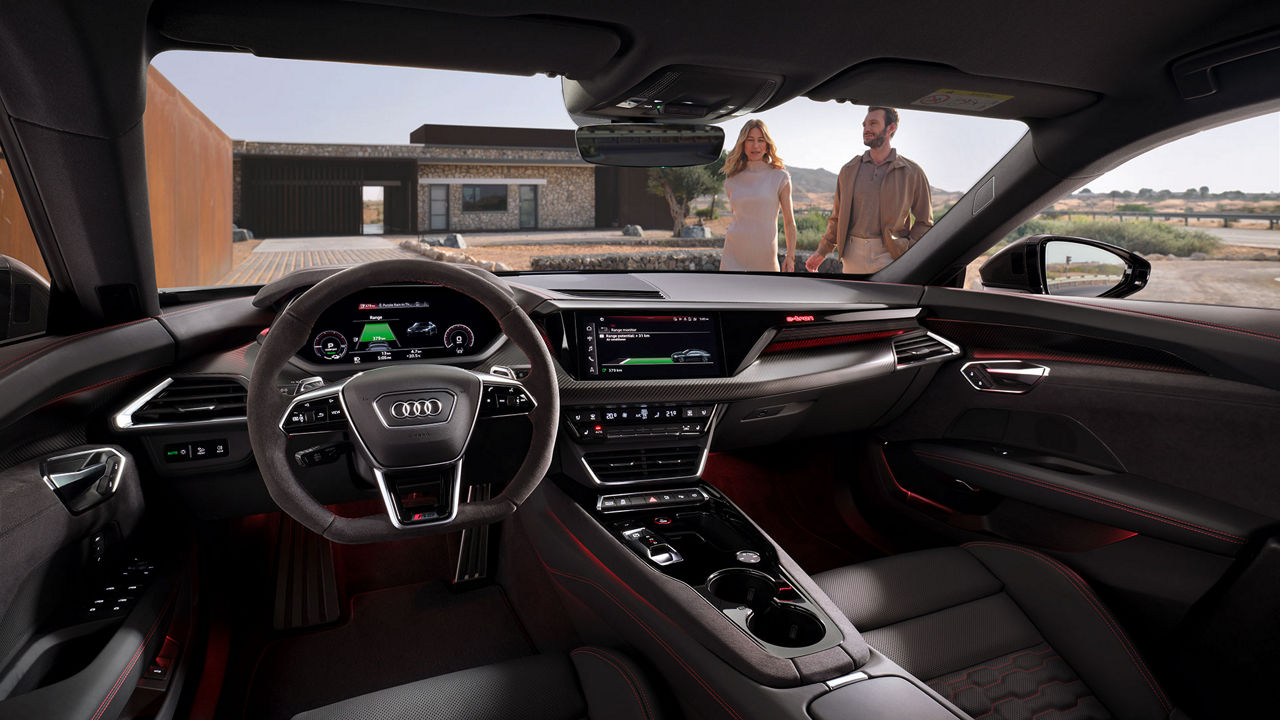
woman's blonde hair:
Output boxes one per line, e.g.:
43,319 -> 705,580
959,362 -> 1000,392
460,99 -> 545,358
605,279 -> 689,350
723,119 -> 785,178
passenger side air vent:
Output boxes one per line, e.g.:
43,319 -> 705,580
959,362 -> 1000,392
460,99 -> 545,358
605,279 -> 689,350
114,376 -> 248,430
583,447 -> 702,483
893,332 -> 960,368
553,288 -> 665,300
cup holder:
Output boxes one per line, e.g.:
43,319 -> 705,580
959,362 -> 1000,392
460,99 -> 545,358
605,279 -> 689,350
747,604 -> 826,648
706,568 -> 777,610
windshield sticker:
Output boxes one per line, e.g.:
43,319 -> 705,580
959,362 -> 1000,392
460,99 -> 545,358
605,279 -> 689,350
912,89 -> 1013,112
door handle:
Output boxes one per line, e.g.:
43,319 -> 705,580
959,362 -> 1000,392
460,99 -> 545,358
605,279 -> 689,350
960,360 -> 1050,393
41,448 -> 127,515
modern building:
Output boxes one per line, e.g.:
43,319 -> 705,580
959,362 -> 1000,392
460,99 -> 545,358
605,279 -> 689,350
234,125 -> 670,237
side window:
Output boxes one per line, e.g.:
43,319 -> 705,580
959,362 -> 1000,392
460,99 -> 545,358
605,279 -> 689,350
0,145 -> 51,342
981,112 -> 1280,309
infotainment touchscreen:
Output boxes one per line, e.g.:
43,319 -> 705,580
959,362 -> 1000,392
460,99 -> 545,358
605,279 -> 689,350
579,314 -> 722,380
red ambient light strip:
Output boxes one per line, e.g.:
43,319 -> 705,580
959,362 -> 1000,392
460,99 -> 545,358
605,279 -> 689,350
763,329 -> 906,354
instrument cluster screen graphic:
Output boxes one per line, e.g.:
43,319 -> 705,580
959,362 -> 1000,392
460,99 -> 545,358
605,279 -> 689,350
581,314 -> 722,380
303,286 -> 497,364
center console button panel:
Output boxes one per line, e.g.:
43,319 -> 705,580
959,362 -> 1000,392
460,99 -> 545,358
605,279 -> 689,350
597,487 -> 708,512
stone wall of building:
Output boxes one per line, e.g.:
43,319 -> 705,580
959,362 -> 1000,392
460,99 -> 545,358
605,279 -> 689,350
530,249 -> 844,273
235,140 -> 580,165
416,163 -> 593,232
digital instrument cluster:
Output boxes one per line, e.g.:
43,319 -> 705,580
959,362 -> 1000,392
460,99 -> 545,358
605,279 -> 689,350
301,286 -> 499,364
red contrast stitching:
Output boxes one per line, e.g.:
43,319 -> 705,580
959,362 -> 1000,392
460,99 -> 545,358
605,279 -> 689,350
917,452 -> 1244,544
941,653 -> 1057,697
969,679 -> 1084,719
936,640 -> 1054,686
0,318 -> 150,376
40,367 -> 160,407
1033,296 -> 1280,343
964,542 -> 1172,712
91,591 -> 176,720
159,296 -> 248,319
533,510 -> 745,720
572,648 -> 654,720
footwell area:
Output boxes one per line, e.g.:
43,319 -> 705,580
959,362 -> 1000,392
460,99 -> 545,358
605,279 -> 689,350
702,442 -> 889,574
244,582 -> 535,719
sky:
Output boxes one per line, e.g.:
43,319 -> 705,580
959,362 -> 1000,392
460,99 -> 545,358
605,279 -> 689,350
153,52 -> 1280,195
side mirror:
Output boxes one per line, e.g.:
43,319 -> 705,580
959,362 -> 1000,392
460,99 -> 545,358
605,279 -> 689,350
979,235 -> 1151,299
575,123 -> 724,167
0,255 -> 50,342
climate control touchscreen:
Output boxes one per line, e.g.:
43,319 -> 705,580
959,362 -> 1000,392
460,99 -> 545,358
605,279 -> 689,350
580,314 -> 722,379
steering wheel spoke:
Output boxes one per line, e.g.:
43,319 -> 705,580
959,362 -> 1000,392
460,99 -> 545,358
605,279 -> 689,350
374,460 -> 464,528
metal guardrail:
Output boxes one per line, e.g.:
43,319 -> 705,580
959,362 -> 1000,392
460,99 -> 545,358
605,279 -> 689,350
1040,210 -> 1280,229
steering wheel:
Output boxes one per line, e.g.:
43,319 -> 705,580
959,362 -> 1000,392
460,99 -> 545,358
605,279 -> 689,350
246,259 -> 559,544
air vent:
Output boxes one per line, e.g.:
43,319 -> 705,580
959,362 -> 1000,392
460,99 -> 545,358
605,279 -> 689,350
893,332 -> 960,368
553,288 -> 665,299
584,447 -> 702,483
114,376 -> 248,430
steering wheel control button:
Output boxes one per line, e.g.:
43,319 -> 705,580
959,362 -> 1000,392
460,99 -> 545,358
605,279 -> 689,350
480,384 -> 535,417
736,550 -> 763,564
284,395 -> 347,432
294,443 -> 347,468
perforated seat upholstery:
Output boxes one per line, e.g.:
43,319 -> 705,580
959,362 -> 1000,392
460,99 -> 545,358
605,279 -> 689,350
292,647 -> 662,720
814,542 -> 1175,720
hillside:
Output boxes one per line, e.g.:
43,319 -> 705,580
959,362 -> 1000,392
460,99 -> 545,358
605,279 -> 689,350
786,166 -> 839,196
783,165 -> 959,211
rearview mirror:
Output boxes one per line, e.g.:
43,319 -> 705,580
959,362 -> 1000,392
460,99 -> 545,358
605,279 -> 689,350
576,123 -> 724,167
979,235 -> 1151,299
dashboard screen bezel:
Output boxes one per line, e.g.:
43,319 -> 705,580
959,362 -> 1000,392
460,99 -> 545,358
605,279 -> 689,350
571,311 -> 727,381
296,284 -> 501,366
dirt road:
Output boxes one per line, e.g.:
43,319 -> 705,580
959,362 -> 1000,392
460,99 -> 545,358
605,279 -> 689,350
1136,259 -> 1280,308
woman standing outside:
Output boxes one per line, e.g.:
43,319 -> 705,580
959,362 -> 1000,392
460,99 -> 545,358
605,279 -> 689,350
720,119 -> 798,272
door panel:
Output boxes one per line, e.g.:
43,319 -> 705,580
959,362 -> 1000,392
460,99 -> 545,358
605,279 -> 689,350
869,287 -> 1280,714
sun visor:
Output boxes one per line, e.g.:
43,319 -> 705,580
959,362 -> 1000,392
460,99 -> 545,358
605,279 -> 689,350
151,0 -> 622,79
807,61 -> 1098,120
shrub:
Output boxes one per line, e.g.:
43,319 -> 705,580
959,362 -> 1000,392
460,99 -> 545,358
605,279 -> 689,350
1004,218 -> 1220,257
695,207 -> 718,220
780,209 -> 830,250
1116,203 -> 1156,212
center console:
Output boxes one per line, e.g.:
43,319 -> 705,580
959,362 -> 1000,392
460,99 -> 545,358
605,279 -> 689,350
594,484 -> 844,659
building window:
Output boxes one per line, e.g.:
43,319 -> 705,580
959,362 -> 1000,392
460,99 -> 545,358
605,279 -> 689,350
461,185 -> 508,212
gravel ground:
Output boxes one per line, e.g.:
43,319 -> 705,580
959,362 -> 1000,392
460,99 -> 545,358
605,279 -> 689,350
437,243 -> 710,271
1136,259 -> 1280,308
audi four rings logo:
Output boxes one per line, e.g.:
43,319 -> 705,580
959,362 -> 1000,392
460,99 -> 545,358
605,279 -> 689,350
389,399 -> 443,419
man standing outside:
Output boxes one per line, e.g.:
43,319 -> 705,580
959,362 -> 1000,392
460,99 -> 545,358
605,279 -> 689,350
805,107 -> 933,273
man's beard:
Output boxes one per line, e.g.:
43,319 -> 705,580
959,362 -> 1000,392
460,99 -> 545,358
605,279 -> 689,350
863,130 -> 887,148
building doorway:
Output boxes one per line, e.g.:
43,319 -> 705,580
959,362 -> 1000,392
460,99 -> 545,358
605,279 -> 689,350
362,186 -> 384,234
518,184 -> 538,229
428,184 -> 448,231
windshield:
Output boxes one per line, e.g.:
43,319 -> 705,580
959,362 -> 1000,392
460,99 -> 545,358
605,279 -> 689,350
146,52 -> 1025,288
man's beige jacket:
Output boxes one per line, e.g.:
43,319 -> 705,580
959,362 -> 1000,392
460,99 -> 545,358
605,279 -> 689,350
816,151 -> 934,260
